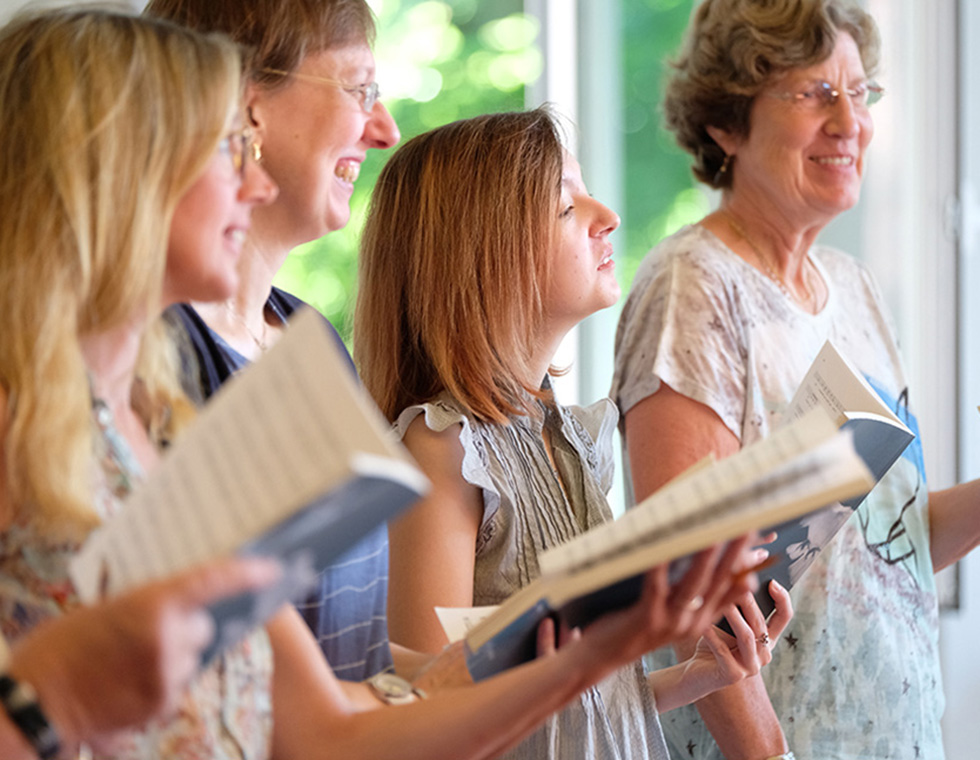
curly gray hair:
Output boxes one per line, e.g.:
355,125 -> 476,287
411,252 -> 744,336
664,0 -> 880,188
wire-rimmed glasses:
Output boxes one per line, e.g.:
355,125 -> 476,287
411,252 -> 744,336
259,67 -> 380,113
768,79 -> 885,110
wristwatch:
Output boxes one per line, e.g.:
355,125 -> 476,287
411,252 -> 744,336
366,672 -> 428,706
0,635 -> 61,759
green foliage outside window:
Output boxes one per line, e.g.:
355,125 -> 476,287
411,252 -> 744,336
273,0 -> 534,343
619,0 -> 706,287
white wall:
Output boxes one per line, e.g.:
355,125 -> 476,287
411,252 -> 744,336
0,0 -> 22,21
944,2 -> 980,756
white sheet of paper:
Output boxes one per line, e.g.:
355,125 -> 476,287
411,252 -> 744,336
435,605 -> 500,643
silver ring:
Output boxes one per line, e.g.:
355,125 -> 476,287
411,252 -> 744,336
686,595 -> 704,611
757,632 -> 771,647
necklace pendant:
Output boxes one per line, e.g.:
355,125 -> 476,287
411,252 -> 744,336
224,301 -> 269,353
723,212 -> 817,310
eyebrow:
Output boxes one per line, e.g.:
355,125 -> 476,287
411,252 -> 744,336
342,64 -> 375,83
303,62 -> 374,83
791,74 -> 869,85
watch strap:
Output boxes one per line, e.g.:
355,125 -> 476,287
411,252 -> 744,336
0,674 -> 61,759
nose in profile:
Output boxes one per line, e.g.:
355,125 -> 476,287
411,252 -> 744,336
364,101 -> 400,149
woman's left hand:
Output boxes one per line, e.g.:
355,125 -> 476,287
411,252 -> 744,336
652,579 -> 793,712
692,580 -> 793,688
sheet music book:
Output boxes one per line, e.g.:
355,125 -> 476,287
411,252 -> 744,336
72,308 -> 428,660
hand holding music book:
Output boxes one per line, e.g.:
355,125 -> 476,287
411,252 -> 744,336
454,408 -> 873,680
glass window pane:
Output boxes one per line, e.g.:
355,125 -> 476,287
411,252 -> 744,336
620,0 -> 701,288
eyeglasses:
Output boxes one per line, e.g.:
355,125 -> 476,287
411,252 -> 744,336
768,79 -> 885,110
218,126 -> 260,180
259,67 -> 381,113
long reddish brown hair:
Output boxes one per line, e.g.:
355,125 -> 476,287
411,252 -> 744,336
354,108 -> 564,424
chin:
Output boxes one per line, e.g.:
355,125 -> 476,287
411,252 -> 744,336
826,197 -> 860,217
325,210 -> 352,234
585,296 -> 620,319
830,183 -> 862,209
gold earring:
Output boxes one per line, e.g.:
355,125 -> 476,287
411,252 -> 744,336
713,153 -> 732,185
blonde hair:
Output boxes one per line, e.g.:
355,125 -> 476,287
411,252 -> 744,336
355,109 -> 564,424
0,9 -> 241,532
664,0 -> 880,188
144,0 -> 376,88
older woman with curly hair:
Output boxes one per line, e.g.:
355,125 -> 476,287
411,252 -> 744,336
612,0 -> 980,758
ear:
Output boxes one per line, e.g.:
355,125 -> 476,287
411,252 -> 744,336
706,125 -> 739,157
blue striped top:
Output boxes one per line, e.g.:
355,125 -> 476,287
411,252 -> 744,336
166,290 -> 393,681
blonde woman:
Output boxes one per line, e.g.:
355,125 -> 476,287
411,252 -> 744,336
0,9 -> 278,758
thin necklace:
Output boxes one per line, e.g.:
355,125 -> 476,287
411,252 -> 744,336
224,301 -> 268,352
723,212 -> 817,309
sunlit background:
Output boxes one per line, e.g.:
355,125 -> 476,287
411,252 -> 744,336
0,0 -> 977,755
276,0 -> 716,349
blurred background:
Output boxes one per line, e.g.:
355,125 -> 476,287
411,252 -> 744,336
0,0 -> 976,755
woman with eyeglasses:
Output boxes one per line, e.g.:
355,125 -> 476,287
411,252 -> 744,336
149,0 -> 784,705
611,0 -> 980,758
0,8 -> 281,757
145,0 -> 404,685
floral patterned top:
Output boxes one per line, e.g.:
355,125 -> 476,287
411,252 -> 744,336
0,399 -> 274,759
611,225 -> 943,760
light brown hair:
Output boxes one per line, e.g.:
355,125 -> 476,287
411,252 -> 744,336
0,9 -> 239,532
664,0 -> 880,188
354,109 -> 565,424
145,0 -> 376,88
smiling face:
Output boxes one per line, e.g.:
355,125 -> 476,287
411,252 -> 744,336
247,42 -> 400,250
721,32 -> 874,230
164,121 -> 278,306
543,151 -> 621,333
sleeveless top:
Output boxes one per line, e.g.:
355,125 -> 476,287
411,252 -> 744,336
394,392 -> 669,760
0,400 -> 274,759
